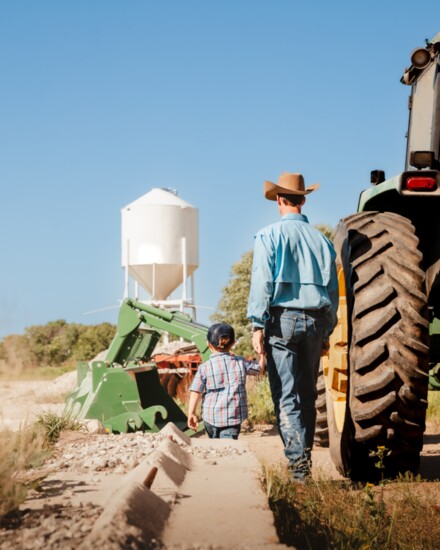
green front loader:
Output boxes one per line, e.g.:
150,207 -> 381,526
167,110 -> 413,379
323,33 -> 440,480
64,299 -> 211,434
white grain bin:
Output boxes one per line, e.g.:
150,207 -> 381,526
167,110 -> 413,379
121,188 -> 199,301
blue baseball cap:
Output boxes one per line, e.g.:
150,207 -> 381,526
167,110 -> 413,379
207,323 -> 235,348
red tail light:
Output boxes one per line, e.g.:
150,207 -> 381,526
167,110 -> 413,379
405,176 -> 437,191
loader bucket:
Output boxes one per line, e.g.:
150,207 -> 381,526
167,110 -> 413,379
134,368 -> 189,431
64,360 -> 196,434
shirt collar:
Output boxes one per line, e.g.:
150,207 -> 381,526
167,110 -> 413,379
281,213 -> 309,223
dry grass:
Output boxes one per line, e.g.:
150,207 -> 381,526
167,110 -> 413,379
0,411 -> 83,517
260,389 -> 440,547
265,465 -> 440,549
0,425 -> 49,516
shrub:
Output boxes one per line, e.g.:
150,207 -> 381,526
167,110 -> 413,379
73,322 -> 116,361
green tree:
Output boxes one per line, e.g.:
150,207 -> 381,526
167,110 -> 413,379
211,250 -> 254,357
25,320 -> 75,366
73,322 -> 116,361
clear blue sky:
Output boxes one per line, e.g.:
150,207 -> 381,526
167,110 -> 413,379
1,1 -> 439,338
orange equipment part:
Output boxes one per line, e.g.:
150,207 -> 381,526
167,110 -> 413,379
153,353 -> 203,402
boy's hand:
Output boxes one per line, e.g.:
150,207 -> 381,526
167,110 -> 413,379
188,414 -> 199,431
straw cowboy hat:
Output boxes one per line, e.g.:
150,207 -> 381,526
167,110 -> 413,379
263,172 -> 320,200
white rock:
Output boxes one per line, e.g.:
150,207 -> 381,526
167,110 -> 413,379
85,419 -> 106,434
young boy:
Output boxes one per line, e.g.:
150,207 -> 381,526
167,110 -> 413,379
187,322 -> 265,439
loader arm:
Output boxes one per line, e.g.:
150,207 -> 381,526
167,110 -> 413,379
105,299 -> 210,366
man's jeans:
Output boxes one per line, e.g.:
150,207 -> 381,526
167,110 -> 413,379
265,307 -> 327,478
204,421 -> 241,440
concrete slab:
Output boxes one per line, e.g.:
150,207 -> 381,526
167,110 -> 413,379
161,438 -> 285,549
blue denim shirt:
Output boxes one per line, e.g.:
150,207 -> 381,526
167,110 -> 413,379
247,214 -> 338,337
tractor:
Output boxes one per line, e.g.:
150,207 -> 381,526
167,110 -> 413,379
323,32 -> 440,480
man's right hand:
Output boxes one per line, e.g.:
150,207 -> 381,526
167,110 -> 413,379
252,328 -> 265,355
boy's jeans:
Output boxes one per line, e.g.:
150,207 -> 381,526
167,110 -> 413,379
204,421 -> 241,440
265,307 -> 327,478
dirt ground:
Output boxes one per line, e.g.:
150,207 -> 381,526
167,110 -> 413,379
0,376 -> 439,549
0,376 -> 73,431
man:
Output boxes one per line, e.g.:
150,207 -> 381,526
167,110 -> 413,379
247,172 -> 338,482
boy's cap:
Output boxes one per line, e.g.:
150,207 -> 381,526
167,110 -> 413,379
207,323 -> 235,347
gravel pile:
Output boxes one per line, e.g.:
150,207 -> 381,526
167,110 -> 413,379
46,431 -> 166,474
48,370 -> 78,394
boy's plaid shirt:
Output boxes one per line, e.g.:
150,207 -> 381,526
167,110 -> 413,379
190,351 -> 260,427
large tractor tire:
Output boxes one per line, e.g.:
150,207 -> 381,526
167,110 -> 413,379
328,211 -> 429,480
314,362 -> 329,447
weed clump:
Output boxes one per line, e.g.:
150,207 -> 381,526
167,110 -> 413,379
35,411 -> 83,444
